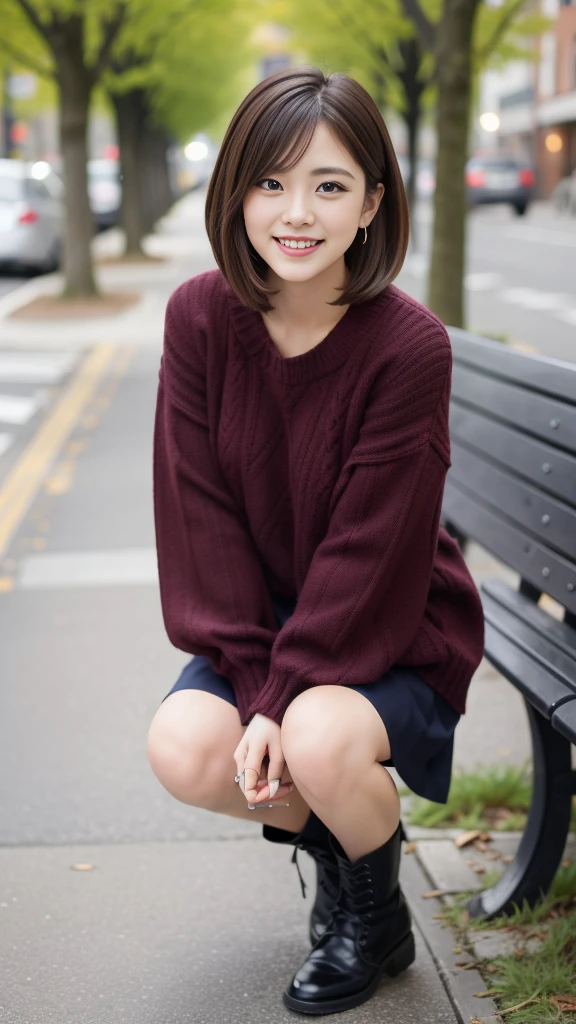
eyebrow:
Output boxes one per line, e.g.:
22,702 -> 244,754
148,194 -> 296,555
310,166 -> 356,179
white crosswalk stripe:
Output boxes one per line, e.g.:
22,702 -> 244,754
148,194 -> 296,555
0,392 -> 44,424
0,432 -> 13,456
0,351 -> 77,383
0,350 -> 79,465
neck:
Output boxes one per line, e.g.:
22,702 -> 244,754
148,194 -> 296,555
265,258 -> 350,334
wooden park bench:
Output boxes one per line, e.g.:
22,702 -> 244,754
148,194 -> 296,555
442,329 -> 576,919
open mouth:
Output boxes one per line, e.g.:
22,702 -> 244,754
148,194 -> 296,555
273,237 -> 324,255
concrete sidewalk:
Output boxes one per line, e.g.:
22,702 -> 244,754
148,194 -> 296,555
0,190 -> 533,1022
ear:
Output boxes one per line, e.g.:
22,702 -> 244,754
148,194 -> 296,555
360,182 -> 385,228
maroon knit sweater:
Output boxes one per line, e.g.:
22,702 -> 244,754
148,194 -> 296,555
153,268 -> 485,727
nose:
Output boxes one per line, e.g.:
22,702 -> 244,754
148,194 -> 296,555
281,190 -> 314,228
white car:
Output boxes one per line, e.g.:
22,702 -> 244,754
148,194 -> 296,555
0,159 -> 63,273
88,159 -> 122,231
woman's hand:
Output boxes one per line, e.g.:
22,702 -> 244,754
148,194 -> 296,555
234,713 -> 294,806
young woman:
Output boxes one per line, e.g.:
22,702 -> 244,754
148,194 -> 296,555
147,65 -> 485,1016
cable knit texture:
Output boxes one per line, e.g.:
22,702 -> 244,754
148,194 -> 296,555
153,268 -> 485,726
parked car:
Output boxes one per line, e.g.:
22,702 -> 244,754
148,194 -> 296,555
87,158 -> 122,231
465,154 -> 534,215
0,159 -> 63,273
551,171 -> 576,216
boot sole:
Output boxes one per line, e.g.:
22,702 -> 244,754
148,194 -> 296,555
282,931 -> 416,1015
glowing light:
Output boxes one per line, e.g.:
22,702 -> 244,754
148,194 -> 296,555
185,141 -> 209,162
545,132 -> 563,154
30,161 -> 51,179
479,112 -> 500,132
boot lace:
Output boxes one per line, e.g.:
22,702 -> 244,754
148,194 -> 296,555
290,843 -> 338,900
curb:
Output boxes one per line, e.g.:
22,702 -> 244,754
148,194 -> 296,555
402,850 -> 504,1024
0,271 -> 61,322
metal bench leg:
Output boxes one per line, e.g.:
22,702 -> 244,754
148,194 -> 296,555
468,699 -> 573,919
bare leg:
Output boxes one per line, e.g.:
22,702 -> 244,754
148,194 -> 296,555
147,689 -> 311,833
281,686 -> 401,862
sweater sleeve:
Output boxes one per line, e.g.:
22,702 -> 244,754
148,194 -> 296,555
244,325 -> 453,726
153,282 -> 280,723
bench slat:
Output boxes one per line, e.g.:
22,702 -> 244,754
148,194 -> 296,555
550,700 -> 576,744
482,590 -> 576,710
450,405 -> 576,506
443,482 -> 576,612
483,579 -> 576,660
450,444 -> 576,559
452,364 -> 576,453
450,330 -> 576,405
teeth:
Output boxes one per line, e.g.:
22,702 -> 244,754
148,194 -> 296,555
278,239 -> 320,249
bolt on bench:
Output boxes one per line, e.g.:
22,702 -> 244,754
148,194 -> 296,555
442,330 -> 576,919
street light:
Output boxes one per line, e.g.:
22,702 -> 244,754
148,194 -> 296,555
545,132 -> 563,154
185,140 -> 209,162
479,112 -> 500,132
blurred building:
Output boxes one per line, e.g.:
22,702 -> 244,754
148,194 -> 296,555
535,0 -> 576,196
477,0 -> 576,197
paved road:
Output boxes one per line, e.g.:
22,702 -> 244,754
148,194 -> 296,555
0,271 -> 28,299
399,200 -> 576,362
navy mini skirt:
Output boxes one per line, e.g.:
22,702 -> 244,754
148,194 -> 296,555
162,589 -> 459,804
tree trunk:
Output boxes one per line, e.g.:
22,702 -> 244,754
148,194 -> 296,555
426,0 -> 480,327
57,56 -> 98,298
112,89 -> 147,257
139,122 -> 173,233
397,39 -> 426,252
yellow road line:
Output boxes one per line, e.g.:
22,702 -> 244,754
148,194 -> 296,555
0,343 -> 116,561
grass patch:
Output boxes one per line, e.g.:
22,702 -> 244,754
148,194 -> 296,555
487,917 -> 576,1023
405,764 -> 576,833
407,764 -> 532,831
439,863 -> 576,1023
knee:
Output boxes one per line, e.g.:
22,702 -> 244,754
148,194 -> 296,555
146,702 -> 229,809
281,688 -> 353,801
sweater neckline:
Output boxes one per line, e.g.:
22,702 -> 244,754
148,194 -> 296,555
226,284 -> 386,384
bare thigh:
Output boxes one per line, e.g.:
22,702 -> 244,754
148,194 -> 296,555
146,689 -> 245,808
145,689 -> 311,831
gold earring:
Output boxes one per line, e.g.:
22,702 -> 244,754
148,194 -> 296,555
363,226 -> 368,245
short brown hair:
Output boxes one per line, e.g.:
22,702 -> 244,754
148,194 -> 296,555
205,65 -> 409,312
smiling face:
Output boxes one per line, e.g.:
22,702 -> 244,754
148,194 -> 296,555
242,121 -> 384,290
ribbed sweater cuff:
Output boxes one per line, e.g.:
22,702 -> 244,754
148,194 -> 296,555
231,660 -> 273,726
243,672 -> 292,727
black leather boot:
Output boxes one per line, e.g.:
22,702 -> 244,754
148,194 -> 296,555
262,812 -> 340,944
282,822 -> 415,1015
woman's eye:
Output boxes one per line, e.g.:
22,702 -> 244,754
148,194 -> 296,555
256,179 -> 345,193
317,181 -> 345,194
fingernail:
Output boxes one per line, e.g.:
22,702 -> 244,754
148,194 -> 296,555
248,803 -> 256,810
268,779 -> 280,799
238,773 -> 245,794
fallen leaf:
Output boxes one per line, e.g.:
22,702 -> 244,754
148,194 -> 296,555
501,855 -> 514,863
473,990 -> 503,998
499,997 -> 541,1016
484,850 -> 503,861
474,841 -> 490,853
421,890 -> 443,899
484,965 -> 499,974
466,859 -> 487,874
455,829 -> 482,848
71,863 -> 95,871
455,960 -> 480,970
513,948 -> 525,958
404,842 -> 416,854
550,995 -> 576,1013
562,859 -> 573,869
453,945 -> 462,954
478,832 -> 492,843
